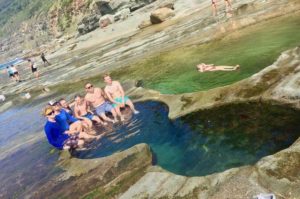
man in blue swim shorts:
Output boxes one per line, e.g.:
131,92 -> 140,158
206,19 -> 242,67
74,95 -> 107,126
84,83 -> 122,123
103,74 -> 139,119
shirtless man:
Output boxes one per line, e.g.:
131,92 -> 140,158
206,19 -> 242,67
103,74 -> 139,118
84,83 -> 121,123
74,95 -> 107,125
59,98 -> 96,135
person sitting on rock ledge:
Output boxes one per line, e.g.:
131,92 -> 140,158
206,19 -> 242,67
84,83 -> 122,123
197,63 -> 239,72
74,94 -> 107,126
43,106 -> 101,150
103,74 -> 139,118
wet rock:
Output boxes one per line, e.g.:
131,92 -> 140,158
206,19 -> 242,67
29,144 -> 152,198
150,7 -> 175,24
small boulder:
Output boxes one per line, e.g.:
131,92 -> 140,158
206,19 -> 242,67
138,20 -> 152,29
99,14 -> 114,28
150,7 -> 175,24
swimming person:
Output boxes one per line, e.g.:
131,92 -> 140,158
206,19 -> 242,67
103,74 -> 139,118
197,63 -> 239,72
74,95 -> 107,126
43,106 -> 86,150
41,52 -> 51,67
28,59 -> 39,79
84,83 -> 121,123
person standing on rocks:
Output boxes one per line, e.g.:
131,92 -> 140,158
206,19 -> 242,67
84,83 -> 122,123
28,59 -> 39,79
211,0 -> 233,16
6,66 -> 15,81
10,65 -> 20,82
41,53 -> 51,67
103,74 -> 139,117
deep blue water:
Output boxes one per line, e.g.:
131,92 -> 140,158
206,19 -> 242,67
76,101 -> 300,176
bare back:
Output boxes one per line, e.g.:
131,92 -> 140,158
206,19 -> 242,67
85,87 -> 105,107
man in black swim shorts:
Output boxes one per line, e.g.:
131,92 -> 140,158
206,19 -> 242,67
28,59 -> 39,79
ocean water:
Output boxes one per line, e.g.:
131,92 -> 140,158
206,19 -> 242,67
0,58 -> 24,70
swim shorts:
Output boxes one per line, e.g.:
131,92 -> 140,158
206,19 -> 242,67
31,67 -> 37,73
64,133 -> 80,149
112,96 -> 129,108
95,101 -> 114,115
83,113 -> 94,120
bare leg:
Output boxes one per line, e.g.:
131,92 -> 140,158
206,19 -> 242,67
126,99 -> 139,114
210,65 -> 239,71
81,119 -> 96,135
69,121 -> 83,134
77,139 -> 85,148
211,3 -> 217,16
99,113 -> 115,123
225,0 -> 232,12
111,108 -> 123,122
78,131 -> 102,140
92,115 -> 107,125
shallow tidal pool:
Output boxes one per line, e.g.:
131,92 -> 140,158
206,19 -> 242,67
112,13 -> 300,94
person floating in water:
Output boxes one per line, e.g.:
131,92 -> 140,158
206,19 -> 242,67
197,63 -> 239,72
28,59 -> 39,79
103,74 -> 139,118
84,83 -> 122,123
211,0 -> 233,17
41,53 -> 51,67
43,106 -> 100,150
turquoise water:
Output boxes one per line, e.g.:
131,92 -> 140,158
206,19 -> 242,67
77,101 -> 300,176
1,101 -> 300,198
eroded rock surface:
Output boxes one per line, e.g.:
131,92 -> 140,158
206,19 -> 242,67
24,143 -> 152,199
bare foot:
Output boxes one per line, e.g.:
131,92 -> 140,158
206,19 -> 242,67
95,134 -> 104,140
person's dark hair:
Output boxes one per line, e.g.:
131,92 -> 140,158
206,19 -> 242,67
27,59 -> 31,62
74,94 -> 82,99
6,66 -> 9,68
58,98 -> 66,104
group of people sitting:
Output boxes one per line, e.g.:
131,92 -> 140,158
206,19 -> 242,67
43,74 -> 139,150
